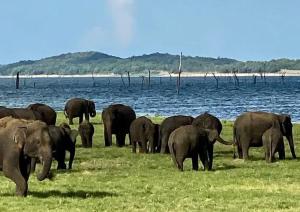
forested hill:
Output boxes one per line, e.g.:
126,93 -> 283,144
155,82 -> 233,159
1,51 -> 300,75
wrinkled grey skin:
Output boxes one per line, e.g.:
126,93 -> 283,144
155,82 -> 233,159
234,111 -> 295,160
64,98 -> 96,125
102,104 -> 136,147
262,127 -> 285,163
0,117 -> 53,197
168,125 -> 228,171
159,115 -> 194,154
129,116 -> 160,153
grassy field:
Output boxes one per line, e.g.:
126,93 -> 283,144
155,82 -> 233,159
0,113 -> 300,211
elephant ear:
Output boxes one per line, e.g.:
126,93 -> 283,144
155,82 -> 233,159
207,129 -> 219,143
13,127 -> 27,149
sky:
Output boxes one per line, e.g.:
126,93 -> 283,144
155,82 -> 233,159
1,0 -> 300,64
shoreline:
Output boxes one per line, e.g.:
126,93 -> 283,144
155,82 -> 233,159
0,69 -> 299,78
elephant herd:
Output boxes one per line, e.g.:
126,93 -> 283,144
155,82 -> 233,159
0,97 -> 297,197
98,103 -> 296,171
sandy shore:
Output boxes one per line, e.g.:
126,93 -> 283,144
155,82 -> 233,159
0,69 -> 299,78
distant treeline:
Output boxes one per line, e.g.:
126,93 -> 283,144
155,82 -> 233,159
0,51 -> 300,75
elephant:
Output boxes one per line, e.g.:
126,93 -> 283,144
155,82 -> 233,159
0,117 -> 53,196
192,112 -> 233,169
27,103 -> 57,125
64,98 -> 96,125
129,116 -> 160,153
159,115 -> 194,154
102,104 -> 136,147
262,127 -> 285,163
31,124 -> 78,171
168,125 -> 228,171
78,121 -> 94,148
0,107 -> 42,121
233,111 -> 296,160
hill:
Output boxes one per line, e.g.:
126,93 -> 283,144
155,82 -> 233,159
1,51 -> 300,75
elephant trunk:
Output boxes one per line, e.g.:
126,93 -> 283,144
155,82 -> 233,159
216,136 -> 234,145
37,148 -> 52,181
287,135 -> 296,159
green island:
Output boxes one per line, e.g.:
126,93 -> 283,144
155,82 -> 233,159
1,51 -> 300,75
0,113 -> 299,211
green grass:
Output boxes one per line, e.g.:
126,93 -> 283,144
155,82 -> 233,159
0,113 -> 300,211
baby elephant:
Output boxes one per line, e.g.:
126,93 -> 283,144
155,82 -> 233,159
130,116 -> 160,153
262,127 -> 285,163
78,121 -> 94,147
168,125 -> 225,171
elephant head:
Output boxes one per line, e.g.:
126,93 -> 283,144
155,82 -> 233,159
14,121 -> 53,181
278,114 -> 296,158
205,129 -> 233,145
87,101 -> 96,118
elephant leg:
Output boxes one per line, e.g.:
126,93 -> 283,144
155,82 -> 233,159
141,139 -> 147,153
69,117 -> 74,125
132,141 -> 137,153
82,136 -> 87,148
85,113 -> 89,122
192,154 -> 199,171
207,144 -> 214,170
199,151 -> 208,171
240,136 -> 250,160
278,141 -> 285,160
56,150 -> 67,170
79,115 -> 83,124
20,157 -> 31,182
3,162 -> 28,197
88,135 -> 93,147
104,125 -> 112,146
128,133 -> 132,145
176,156 -> 184,171
160,134 -> 169,154
116,133 -> 126,147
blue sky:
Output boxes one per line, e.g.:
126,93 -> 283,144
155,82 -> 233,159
1,0 -> 300,64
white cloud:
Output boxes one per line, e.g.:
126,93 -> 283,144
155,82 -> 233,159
107,0 -> 135,47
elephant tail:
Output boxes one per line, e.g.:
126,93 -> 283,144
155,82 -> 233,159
169,140 -> 179,169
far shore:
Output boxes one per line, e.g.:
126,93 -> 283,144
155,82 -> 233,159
0,69 -> 299,78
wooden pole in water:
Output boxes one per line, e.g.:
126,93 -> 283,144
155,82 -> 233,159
148,70 -> 151,88
120,74 -> 126,87
141,76 -> 145,89
176,52 -> 182,94
127,71 -> 131,87
212,72 -> 219,88
16,72 -> 20,89
253,74 -> 257,84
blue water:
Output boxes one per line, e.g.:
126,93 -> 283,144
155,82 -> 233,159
0,76 -> 300,121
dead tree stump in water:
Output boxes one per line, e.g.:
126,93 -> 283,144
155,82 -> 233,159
176,52 -> 183,94
148,70 -> 151,88
212,73 -> 219,88
126,71 -> 131,87
16,72 -> 20,89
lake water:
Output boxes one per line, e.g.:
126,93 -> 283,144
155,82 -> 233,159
0,76 -> 300,121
